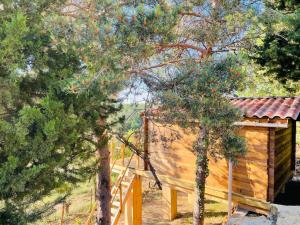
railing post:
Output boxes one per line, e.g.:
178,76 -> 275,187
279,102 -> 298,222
133,175 -> 142,225
125,190 -> 133,225
110,139 -> 115,164
119,184 -> 123,212
136,155 -> 140,169
121,144 -> 125,166
162,186 -> 177,220
143,117 -> 149,170
228,159 -> 233,218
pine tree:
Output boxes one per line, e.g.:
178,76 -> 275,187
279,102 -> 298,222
0,1 -> 258,224
0,1 -> 121,223
144,60 -> 246,224
115,1 -> 253,224
60,1 -> 254,224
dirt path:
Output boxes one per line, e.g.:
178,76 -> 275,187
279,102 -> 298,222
118,179 -> 227,225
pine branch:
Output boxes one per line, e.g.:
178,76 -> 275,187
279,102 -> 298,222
157,43 -> 206,55
113,133 -> 162,190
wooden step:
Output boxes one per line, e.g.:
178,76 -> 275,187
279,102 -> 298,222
111,168 -> 122,173
111,200 -> 120,208
111,187 -> 118,195
111,207 -> 119,216
122,181 -> 130,187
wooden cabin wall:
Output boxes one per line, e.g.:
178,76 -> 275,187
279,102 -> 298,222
233,127 -> 269,200
147,121 -> 270,201
148,122 -> 197,182
273,121 -> 294,198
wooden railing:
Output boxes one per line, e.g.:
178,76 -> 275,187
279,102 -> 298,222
111,153 -> 134,204
59,138 -> 137,225
111,174 -> 136,225
110,139 -> 126,166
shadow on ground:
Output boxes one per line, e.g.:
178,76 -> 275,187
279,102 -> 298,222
275,179 -> 300,205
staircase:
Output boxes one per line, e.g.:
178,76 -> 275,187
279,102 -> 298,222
111,166 -> 135,225
85,153 -> 135,225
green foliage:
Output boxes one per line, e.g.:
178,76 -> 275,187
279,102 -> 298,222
40,2 -> 254,223
0,204 -> 26,225
252,1 -> 300,85
114,0 -> 254,161
238,65 -> 300,97
0,0 -> 261,223
147,58 -> 246,161
0,1 -> 122,223
110,104 -> 144,133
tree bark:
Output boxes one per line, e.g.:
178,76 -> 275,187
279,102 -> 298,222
96,138 -> 111,225
193,126 -> 208,225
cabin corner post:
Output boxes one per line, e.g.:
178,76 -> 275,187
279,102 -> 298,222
291,120 -> 296,172
162,186 -> 177,220
268,128 -> 275,202
228,160 -> 233,218
132,175 -> 142,225
143,116 -> 149,171
125,190 -> 133,225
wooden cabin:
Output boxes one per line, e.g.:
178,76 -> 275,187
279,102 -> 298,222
142,97 -> 300,213
109,97 -> 300,224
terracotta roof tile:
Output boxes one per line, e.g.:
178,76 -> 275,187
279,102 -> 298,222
231,97 -> 300,120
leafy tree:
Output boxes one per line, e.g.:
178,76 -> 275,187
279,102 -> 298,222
238,62 -> 300,97
252,0 -> 300,85
0,1 -> 121,224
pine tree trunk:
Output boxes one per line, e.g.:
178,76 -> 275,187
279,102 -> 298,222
193,126 -> 208,225
96,139 -> 111,225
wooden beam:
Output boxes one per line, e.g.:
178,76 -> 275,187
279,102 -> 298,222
234,121 -> 288,128
162,186 -> 177,220
133,175 -> 142,225
268,128 -> 275,202
110,140 -> 115,164
205,187 -> 271,214
143,117 -> 149,170
291,120 -> 296,171
124,168 -> 271,213
121,144 -> 125,166
228,160 -> 233,218
125,190 -> 133,225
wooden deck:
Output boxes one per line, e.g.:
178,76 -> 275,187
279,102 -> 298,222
112,157 -> 271,216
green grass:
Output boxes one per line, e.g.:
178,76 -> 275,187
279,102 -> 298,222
31,180 -> 95,225
32,139 -> 132,225
204,200 -> 227,225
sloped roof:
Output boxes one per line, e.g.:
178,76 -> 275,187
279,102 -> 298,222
231,96 -> 300,120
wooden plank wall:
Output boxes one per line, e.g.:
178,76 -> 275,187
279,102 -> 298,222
273,122 -> 293,197
232,127 -> 269,201
148,122 -> 270,201
148,122 -> 197,182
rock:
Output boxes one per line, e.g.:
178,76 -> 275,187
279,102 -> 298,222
272,204 -> 300,225
228,215 -> 272,225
